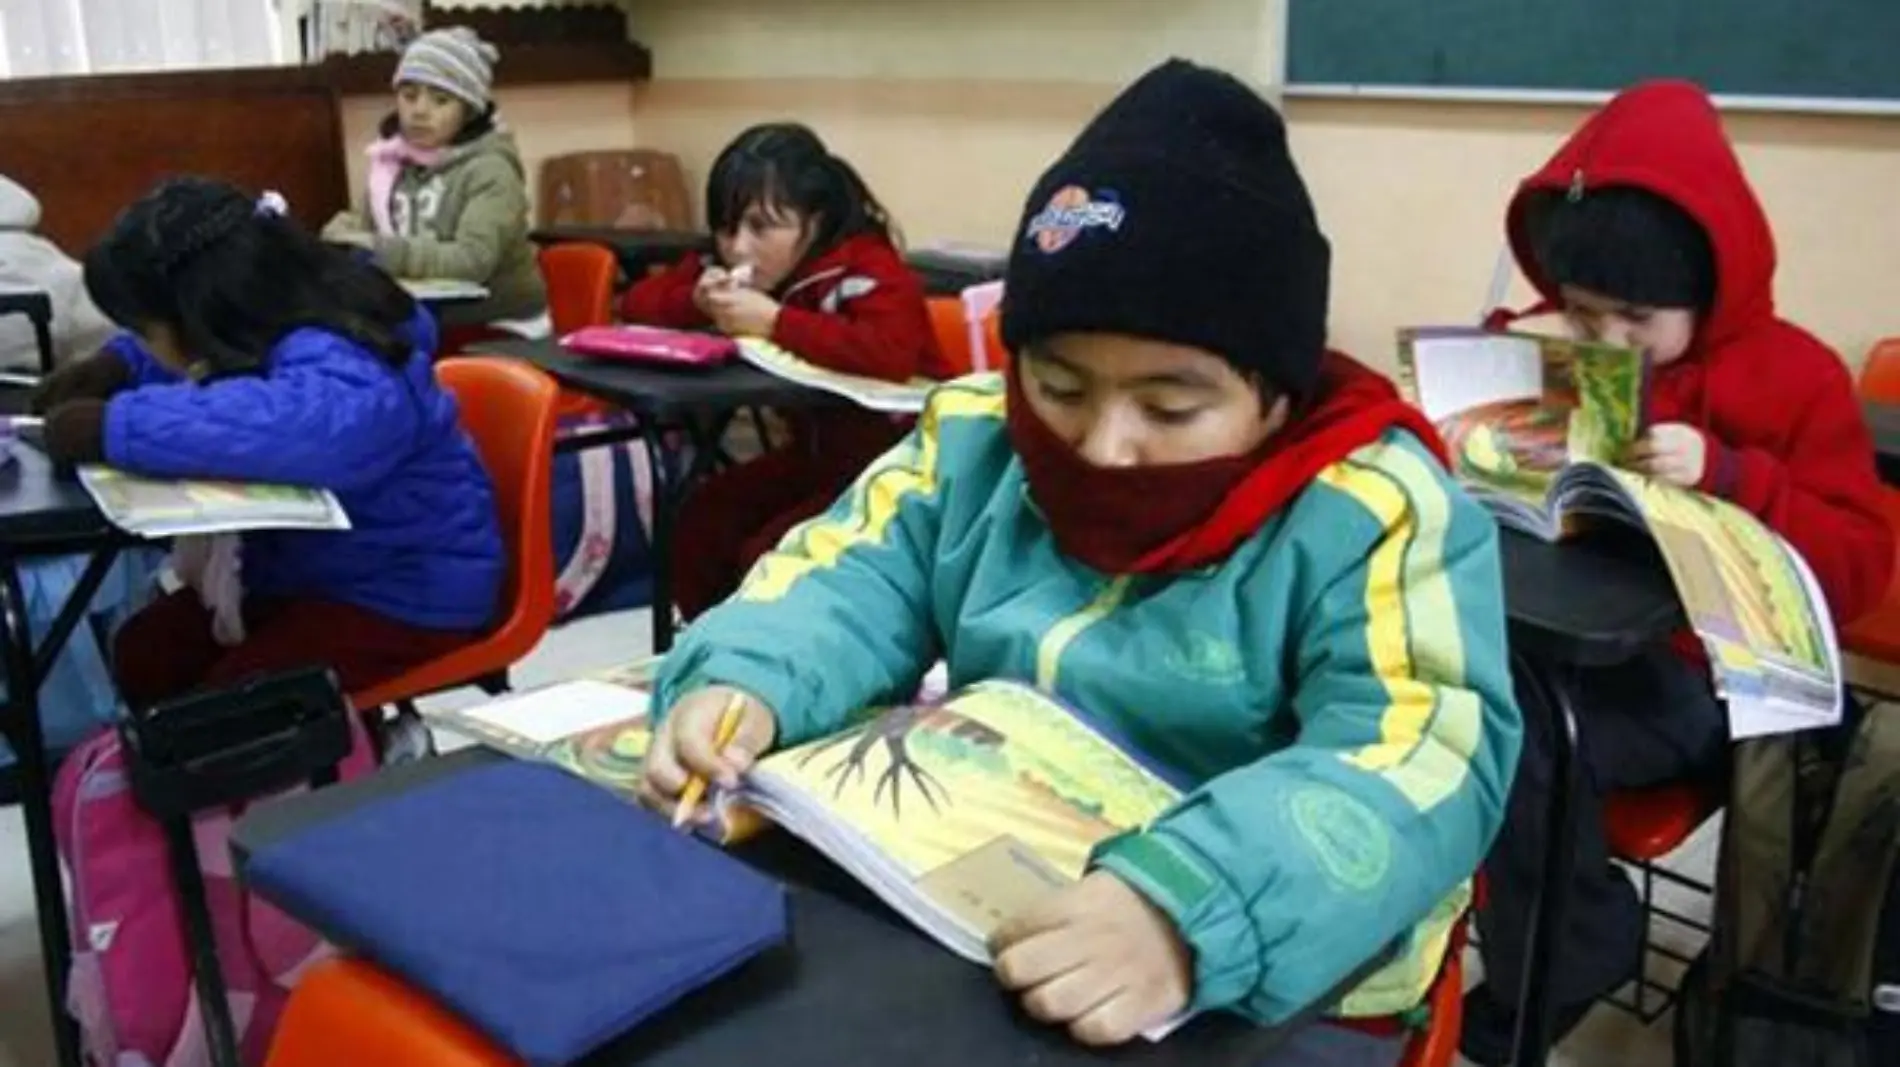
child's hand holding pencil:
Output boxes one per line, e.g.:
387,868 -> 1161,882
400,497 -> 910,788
643,686 -> 778,828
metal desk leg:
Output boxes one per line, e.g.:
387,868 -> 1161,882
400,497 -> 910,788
0,551 -> 119,1067
638,410 -> 740,654
1509,652 -> 1583,1067
639,421 -> 695,655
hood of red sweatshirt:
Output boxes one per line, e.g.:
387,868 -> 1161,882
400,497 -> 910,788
1505,81 -> 1896,627
1506,80 -> 1777,363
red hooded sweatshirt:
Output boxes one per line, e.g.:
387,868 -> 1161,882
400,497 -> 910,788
1502,80 -> 1894,626
622,233 -> 949,466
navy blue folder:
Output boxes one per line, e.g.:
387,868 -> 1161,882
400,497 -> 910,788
244,759 -> 788,1066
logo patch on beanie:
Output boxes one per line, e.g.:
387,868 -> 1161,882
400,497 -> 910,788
1025,186 -> 1125,253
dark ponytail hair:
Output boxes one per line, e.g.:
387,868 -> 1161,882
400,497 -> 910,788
84,177 -> 420,376
705,123 -> 900,267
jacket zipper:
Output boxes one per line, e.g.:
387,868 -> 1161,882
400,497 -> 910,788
1035,576 -> 1132,690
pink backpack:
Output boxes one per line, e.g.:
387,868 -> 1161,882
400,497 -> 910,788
52,711 -> 375,1066
562,325 -> 737,367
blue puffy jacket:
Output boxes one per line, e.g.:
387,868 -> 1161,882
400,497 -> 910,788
99,313 -> 504,631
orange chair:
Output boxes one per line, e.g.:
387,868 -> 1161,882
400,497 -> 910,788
926,296 -> 977,376
1598,782 -> 1719,1022
350,358 -> 560,716
538,243 -> 618,337
536,243 -> 619,421
270,937 -> 1464,1066
267,959 -> 514,1067
1860,337 -> 1900,404
925,294 -> 1006,378
1842,339 -> 1900,687
1399,919 -> 1466,1067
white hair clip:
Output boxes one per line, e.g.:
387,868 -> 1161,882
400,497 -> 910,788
255,190 -> 289,218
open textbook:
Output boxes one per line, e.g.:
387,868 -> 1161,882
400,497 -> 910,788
78,467 -> 351,538
430,664 -> 1188,1040
737,338 -> 936,414
1399,327 -> 1841,738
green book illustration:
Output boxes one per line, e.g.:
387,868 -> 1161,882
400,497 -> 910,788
1398,325 -> 1840,741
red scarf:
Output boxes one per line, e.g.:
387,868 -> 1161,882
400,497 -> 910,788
1007,354 -> 1449,574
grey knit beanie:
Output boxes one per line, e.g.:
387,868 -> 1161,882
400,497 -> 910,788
394,27 -> 498,112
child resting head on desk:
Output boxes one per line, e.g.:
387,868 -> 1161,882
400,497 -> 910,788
31,177 -> 504,750
321,26 -> 550,350
1463,80 -> 1897,1063
639,59 -> 1522,1064
622,121 -> 952,623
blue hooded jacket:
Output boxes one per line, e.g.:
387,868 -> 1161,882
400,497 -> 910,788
98,312 -> 503,631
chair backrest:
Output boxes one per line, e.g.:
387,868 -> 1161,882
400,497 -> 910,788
961,279 -> 1006,372
538,243 -> 619,338
537,150 -> 694,230
435,357 -> 560,650
1861,338 -> 1900,404
1398,927 -> 1465,1067
926,296 -> 976,376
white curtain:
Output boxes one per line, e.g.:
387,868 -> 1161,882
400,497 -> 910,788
0,0 -> 285,79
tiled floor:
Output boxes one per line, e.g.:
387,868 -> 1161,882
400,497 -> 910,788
0,609 -> 1712,1066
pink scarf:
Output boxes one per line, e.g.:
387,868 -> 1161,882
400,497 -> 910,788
365,136 -> 445,237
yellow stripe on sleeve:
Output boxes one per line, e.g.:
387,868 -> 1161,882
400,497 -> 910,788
1314,441 -> 1481,811
738,382 -> 1005,603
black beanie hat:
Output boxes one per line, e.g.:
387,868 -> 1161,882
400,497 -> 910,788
1528,186 -> 1716,311
1001,59 -> 1332,399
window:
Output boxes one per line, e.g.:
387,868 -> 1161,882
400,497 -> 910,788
0,0 -> 285,79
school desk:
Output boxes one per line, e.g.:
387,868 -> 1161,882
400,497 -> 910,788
0,286 -> 55,376
1497,528 -> 1684,1067
0,438 -> 141,1067
232,746 -> 1381,1067
1860,401 -> 1900,486
476,336 -> 847,652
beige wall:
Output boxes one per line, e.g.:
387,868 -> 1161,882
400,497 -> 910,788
1288,99 -> 1900,369
418,0 -> 1900,373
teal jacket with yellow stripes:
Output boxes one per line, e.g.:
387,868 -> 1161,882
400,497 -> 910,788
655,373 -> 1521,1025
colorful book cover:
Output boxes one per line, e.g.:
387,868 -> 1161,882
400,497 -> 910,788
736,338 -> 937,414
78,467 -> 351,537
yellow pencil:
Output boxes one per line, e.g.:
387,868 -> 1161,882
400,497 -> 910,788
671,693 -> 747,829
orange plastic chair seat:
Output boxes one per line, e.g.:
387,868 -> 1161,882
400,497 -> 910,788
266,958 -> 516,1067
1604,783 -> 1718,861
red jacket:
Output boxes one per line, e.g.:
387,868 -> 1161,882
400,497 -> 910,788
620,233 -> 949,382
1503,80 -> 1894,625
621,233 -> 949,475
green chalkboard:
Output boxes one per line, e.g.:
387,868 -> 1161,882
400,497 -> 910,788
1287,0 -> 1900,103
